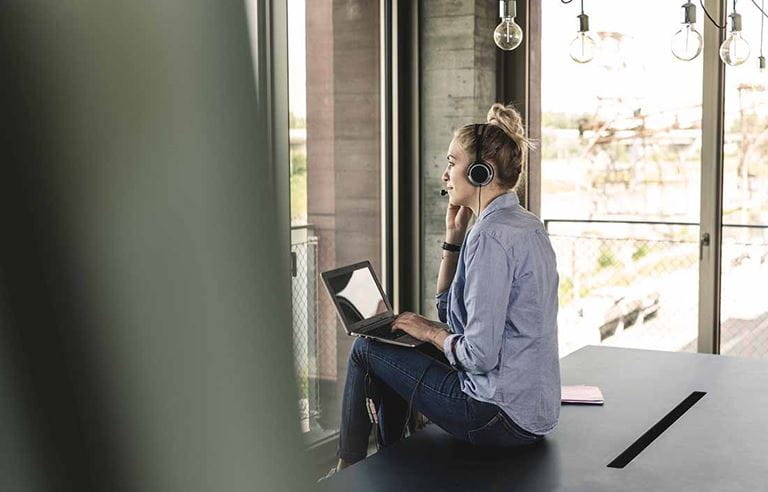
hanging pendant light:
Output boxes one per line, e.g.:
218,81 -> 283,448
494,1 -> 523,51
720,1 -> 751,66
671,1 -> 703,61
569,0 -> 596,63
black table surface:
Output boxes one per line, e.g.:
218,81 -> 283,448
318,345 -> 768,491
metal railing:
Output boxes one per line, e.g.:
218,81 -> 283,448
545,219 -> 768,358
291,224 -> 319,433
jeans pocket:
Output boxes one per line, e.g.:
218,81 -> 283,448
467,412 -> 513,447
498,413 -> 542,443
467,411 -> 541,447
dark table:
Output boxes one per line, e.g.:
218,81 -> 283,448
318,345 -> 768,491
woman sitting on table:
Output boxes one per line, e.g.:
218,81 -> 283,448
326,103 -> 561,476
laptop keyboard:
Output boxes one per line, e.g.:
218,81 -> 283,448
364,323 -> 407,340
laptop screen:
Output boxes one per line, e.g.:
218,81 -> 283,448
324,264 -> 389,328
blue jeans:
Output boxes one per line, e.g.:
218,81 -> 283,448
338,337 -> 543,463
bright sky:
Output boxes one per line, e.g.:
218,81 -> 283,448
287,0 -> 768,118
542,0 -> 767,114
287,0 -> 306,118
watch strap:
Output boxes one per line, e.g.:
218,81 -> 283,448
441,241 -> 462,252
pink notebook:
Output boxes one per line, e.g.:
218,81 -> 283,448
561,385 -> 604,405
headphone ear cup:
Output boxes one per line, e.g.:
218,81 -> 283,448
467,162 -> 493,187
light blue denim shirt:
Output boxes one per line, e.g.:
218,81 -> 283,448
436,192 -> 561,435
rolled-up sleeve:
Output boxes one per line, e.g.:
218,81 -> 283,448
435,290 -> 449,323
444,232 -> 512,375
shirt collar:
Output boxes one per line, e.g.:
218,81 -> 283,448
477,191 -> 519,223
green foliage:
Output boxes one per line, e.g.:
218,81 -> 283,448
290,150 -> 308,222
540,133 -> 584,160
291,150 -> 307,176
597,245 -> 618,269
729,113 -> 767,134
542,112 -> 591,129
632,243 -> 649,262
559,277 -> 575,305
297,374 -> 308,399
289,112 -> 306,129
608,141 -> 630,162
291,171 -> 307,222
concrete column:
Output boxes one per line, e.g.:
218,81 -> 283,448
306,0 -> 381,430
421,0 -> 498,317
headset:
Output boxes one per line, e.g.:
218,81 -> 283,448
467,124 -> 494,187
439,124 -> 494,197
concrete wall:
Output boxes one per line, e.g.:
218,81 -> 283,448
420,0 -> 498,317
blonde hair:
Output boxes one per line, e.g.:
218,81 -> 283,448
453,103 -> 533,189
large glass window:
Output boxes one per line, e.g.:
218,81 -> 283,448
720,11 -> 768,358
542,1 -> 703,357
287,0 -> 382,444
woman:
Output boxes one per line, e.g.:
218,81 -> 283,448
327,103 -> 561,476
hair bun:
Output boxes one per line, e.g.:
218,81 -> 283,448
486,103 -> 533,153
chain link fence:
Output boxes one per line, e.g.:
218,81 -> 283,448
291,225 -> 319,433
719,226 -> 768,358
548,221 -> 768,359
547,221 -> 700,357
291,225 -> 346,439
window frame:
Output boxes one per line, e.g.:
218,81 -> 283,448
293,0 -> 405,464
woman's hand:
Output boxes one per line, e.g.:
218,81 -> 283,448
445,203 -> 472,244
392,312 -> 443,343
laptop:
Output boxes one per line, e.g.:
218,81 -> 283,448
321,261 -> 422,347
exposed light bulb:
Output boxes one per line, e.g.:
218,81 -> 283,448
494,18 -> 523,51
494,1 -> 523,51
672,25 -> 703,61
570,32 -> 596,63
720,12 -> 750,66
721,32 -> 750,66
671,2 -> 702,61
569,13 -> 595,63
